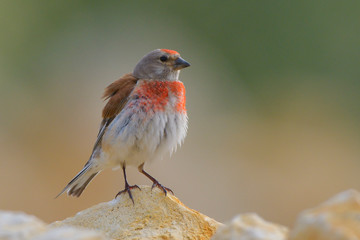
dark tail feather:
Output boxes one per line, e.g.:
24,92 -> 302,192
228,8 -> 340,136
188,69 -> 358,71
56,165 -> 99,198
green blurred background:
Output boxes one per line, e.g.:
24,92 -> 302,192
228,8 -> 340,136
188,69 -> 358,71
1,0 -> 360,227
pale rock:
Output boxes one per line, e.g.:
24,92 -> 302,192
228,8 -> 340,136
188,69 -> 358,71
0,211 -> 46,240
33,227 -> 109,240
211,213 -> 288,240
52,185 -> 221,240
290,189 -> 360,240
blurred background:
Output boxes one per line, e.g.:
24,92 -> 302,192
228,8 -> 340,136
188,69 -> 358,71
1,0 -> 360,227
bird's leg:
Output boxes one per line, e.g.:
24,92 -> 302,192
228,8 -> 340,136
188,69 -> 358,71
115,165 -> 141,204
138,163 -> 173,196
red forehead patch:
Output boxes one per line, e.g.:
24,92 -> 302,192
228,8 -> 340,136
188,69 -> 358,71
161,49 -> 179,55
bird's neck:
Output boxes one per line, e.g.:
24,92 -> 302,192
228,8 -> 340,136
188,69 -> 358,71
133,70 -> 180,81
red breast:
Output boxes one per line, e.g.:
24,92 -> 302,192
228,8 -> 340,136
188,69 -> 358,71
132,81 -> 186,113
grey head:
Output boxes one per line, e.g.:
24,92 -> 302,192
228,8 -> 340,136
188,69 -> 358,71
133,49 -> 190,81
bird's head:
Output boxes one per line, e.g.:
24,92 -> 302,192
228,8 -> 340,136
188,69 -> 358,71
133,49 -> 190,81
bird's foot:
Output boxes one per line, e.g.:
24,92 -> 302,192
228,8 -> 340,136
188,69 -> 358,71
151,181 -> 174,196
115,184 -> 141,204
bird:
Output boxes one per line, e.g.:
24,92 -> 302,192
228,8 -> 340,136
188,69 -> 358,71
57,49 -> 190,203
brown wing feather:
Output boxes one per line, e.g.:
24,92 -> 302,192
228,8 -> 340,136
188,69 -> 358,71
88,73 -> 138,161
102,73 -> 138,119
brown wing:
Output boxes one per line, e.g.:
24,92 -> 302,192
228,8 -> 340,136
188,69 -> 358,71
87,73 -> 138,162
102,73 -> 138,119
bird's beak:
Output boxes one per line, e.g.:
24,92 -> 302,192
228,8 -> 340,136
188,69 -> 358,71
174,57 -> 190,70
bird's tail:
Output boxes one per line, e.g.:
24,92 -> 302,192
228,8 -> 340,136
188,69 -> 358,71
56,164 -> 99,198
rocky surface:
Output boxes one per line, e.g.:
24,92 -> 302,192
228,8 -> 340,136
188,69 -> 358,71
33,227 -> 109,240
3,188 -> 360,239
52,185 -> 221,239
0,211 -> 109,240
290,189 -> 360,240
0,211 -> 46,240
211,213 -> 288,240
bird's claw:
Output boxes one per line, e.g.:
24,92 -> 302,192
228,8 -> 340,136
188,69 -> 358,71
151,182 -> 174,196
115,184 -> 141,204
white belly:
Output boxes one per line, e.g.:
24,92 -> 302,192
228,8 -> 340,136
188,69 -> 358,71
101,109 -> 188,168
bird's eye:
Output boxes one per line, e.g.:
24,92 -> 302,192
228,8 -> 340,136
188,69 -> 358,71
160,56 -> 168,62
